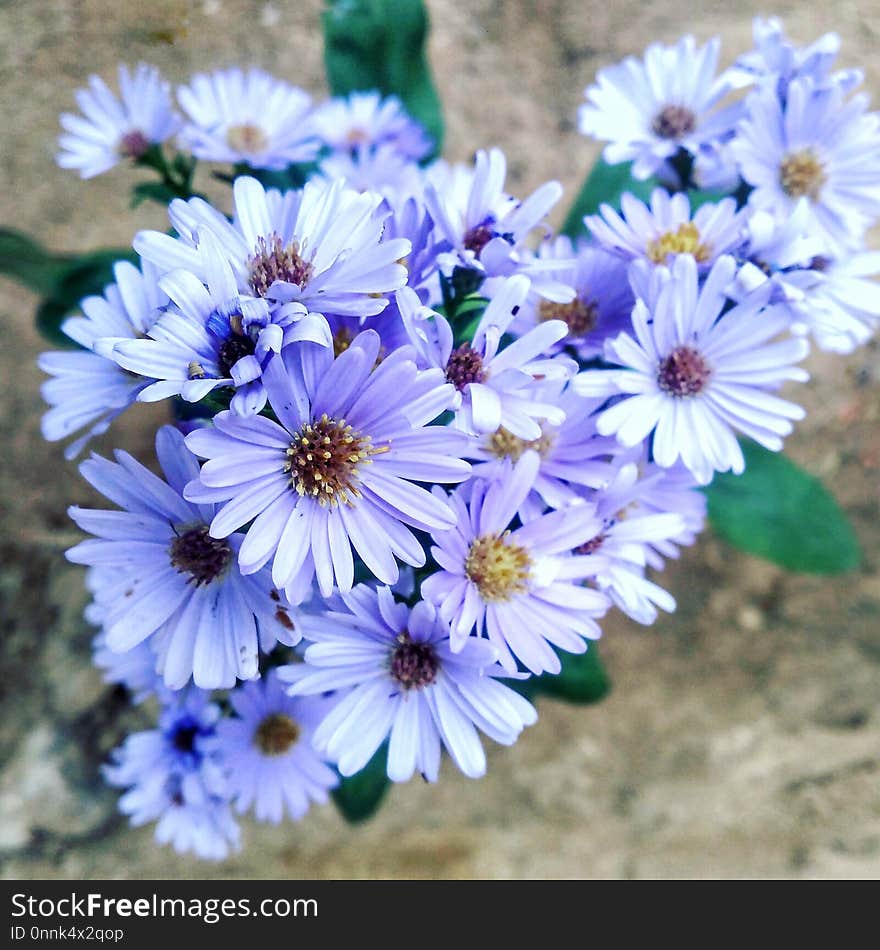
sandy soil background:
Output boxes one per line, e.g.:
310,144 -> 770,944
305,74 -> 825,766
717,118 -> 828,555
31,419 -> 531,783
0,0 -> 878,879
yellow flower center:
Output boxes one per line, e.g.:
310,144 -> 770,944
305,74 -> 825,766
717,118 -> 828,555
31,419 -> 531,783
227,122 -> 269,155
486,426 -> 555,463
538,297 -> 599,337
779,149 -> 827,200
254,713 -> 300,756
465,533 -> 532,602
647,222 -> 711,264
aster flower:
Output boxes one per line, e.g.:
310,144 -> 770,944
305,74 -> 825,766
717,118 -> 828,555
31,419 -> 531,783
421,452 -> 611,675
508,236 -> 635,360
177,67 -> 320,170
312,91 -> 432,160
586,189 -> 746,271
67,426 -> 299,690
112,230 -> 329,416
318,143 -> 425,201
398,276 -> 576,441
92,630 -> 160,704
103,689 -> 239,861
424,148 -> 567,299
574,255 -> 810,485
215,673 -> 338,823
135,175 -> 411,318
38,259 -> 168,459
281,586 -> 537,781
578,35 -> 743,181
731,77 -> 880,254
184,330 -> 470,601
57,63 -> 181,179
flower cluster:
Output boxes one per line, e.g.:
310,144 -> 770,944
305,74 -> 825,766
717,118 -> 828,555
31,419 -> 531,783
42,19 -> 878,859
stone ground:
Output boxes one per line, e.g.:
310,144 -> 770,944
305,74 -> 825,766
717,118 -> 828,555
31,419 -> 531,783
0,0 -> 879,879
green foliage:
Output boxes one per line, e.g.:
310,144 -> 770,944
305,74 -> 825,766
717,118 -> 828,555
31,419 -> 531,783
0,228 -> 136,346
529,646 -> 611,704
705,440 -> 861,574
331,743 -> 391,823
562,158 -> 657,238
323,0 -> 443,158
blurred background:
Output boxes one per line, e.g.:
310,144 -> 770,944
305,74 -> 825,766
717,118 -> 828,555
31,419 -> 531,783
0,0 -> 878,879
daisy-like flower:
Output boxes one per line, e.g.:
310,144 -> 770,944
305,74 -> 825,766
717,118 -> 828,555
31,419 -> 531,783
578,35 -> 743,181
424,148 -> 566,299
281,585 -> 537,781
135,176 -> 411,319
38,259 -> 168,459
57,63 -> 180,179
318,143 -> 424,201
177,67 -> 320,170
731,77 -> 880,254
508,236 -> 635,360
422,452 -> 611,675
67,426 -> 299,690
92,630 -> 160,704
574,255 -> 810,485
586,189 -> 746,271
112,230 -> 329,416
103,689 -> 239,861
215,673 -> 338,823
398,276 -> 576,441
312,91 -> 432,160
183,331 -> 470,601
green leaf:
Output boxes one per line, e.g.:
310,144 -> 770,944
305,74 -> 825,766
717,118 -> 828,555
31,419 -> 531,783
331,743 -> 390,823
323,0 -> 443,158
705,440 -> 861,574
0,228 -> 77,296
686,188 -> 733,212
130,181 -> 181,209
530,645 -> 611,704
561,159 -> 657,238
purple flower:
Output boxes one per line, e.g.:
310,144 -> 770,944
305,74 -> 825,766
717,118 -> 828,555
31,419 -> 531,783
422,453 -> 611,675
575,255 -> 810,484
312,91 -> 432,160
184,331 -> 471,601
215,673 -> 338,823
67,426 -> 299,690
281,586 -> 537,781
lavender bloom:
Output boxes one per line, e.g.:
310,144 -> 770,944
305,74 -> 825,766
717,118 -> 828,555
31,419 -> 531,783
92,631 -> 160,704
578,35 -> 743,182
731,77 -> 880,254
67,426 -> 299,690
184,331 -> 470,601
398,276 -> 576,441
575,255 -> 810,485
422,453 -> 611,675
113,230 -> 329,416
586,189 -> 747,271
215,673 -> 338,823
318,143 -> 424,201
57,63 -> 180,179
103,689 -> 239,861
134,176 -> 411,319
282,586 -> 537,781
312,91 -> 432,160
38,260 -> 168,459
177,67 -> 320,170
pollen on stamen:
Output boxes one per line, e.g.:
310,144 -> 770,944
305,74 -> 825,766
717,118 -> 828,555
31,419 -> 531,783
487,425 -> 555,463
647,222 -> 711,264
779,149 -> 827,200
465,533 -> 532,602
538,296 -> 599,337
445,343 -> 486,391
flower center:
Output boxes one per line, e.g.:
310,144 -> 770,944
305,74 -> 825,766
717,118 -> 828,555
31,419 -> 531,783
226,122 -> 269,155
217,333 -> 256,377
657,345 -> 712,397
647,222 -> 710,264
285,413 -> 384,505
779,149 -> 827,200
463,223 -> 495,258
345,126 -> 370,146
465,533 -> 532,602
169,525 -> 232,586
390,632 -> 439,690
538,297 -> 599,337
486,425 -> 554,462
254,713 -> 300,756
118,129 -> 150,159
170,723 -> 199,754
445,343 -> 486,391
249,234 -> 315,297
575,532 -> 607,555
651,104 -> 697,140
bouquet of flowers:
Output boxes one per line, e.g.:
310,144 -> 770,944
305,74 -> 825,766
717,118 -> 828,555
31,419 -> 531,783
4,5 -> 872,859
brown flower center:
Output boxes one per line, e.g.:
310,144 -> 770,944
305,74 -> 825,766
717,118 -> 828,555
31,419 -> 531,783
463,223 -> 495,258
254,713 -> 300,756
285,413 -> 386,506
119,129 -> 150,159
445,342 -> 486,391
538,297 -> 599,337
169,525 -> 232,586
390,632 -> 439,690
575,532 -> 607,555
657,345 -> 712,397
465,533 -> 532,602
779,149 -> 827,200
227,122 -> 269,155
651,104 -> 697,140
249,233 -> 315,297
